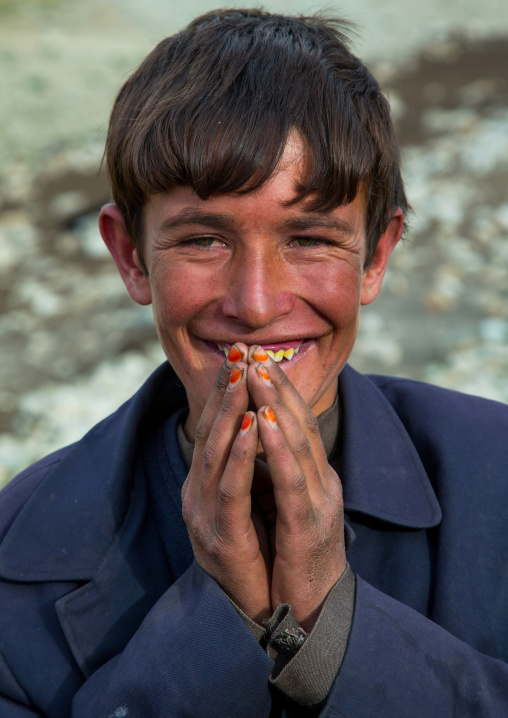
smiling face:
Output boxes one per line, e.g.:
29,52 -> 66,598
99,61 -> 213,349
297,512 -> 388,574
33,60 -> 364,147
100,138 -> 402,434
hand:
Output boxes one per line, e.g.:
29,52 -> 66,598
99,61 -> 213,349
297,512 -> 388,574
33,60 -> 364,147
246,346 -> 346,631
181,343 -> 346,631
181,344 -> 273,622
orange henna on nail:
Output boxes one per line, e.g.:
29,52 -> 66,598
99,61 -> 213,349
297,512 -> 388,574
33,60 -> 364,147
228,365 -> 243,388
252,345 -> 269,362
227,345 -> 243,363
240,412 -> 253,435
262,406 -> 277,427
256,364 -> 271,384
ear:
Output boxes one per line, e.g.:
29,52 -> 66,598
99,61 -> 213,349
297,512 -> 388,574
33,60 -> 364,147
361,208 -> 404,306
99,204 -> 152,306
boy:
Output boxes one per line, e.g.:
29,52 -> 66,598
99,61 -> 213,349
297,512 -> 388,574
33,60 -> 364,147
1,9 -> 507,717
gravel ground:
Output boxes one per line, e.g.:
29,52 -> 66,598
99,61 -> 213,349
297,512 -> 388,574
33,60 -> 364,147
0,1 -> 507,487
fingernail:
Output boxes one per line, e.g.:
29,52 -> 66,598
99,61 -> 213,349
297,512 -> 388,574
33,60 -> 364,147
239,412 -> 254,436
252,345 -> 270,364
262,406 -> 277,428
227,344 -> 244,365
227,365 -> 243,390
256,363 -> 272,386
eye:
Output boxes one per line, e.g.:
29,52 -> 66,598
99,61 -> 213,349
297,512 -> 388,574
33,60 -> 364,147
294,237 -> 319,247
290,237 -> 331,248
193,237 -> 216,247
182,236 -> 226,249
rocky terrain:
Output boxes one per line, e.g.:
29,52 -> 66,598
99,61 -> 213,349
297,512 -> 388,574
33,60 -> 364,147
0,2 -> 507,487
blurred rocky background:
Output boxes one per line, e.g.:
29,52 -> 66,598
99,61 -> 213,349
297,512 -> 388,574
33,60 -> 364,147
1,0 -> 507,487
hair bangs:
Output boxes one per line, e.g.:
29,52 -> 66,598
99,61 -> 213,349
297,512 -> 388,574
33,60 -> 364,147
106,9 -> 409,268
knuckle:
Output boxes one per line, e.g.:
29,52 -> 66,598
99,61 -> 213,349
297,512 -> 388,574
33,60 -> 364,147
204,364 -> 229,396
217,481 -> 238,506
201,441 -> 220,474
215,364 -> 231,390
181,500 -> 190,525
204,533 -> 220,555
181,482 -> 193,523
304,411 -> 320,437
294,436 -> 313,461
317,512 -> 341,546
188,513 -> 207,541
273,367 -> 290,391
287,470 -> 308,495
334,484 -> 344,511
271,391 -> 286,414
218,390 -> 241,419
206,533 -> 231,560
229,440 -> 252,465
293,503 -> 316,528
194,419 -> 208,448
300,501 -> 336,533
311,534 -> 333,559
303,518 -> 335,555
327,468 -> 344,505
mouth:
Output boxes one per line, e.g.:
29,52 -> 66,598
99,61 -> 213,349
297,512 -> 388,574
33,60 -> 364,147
214,339 -> 311,363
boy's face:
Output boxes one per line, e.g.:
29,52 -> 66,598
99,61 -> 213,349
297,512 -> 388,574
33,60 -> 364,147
102,137 -> 401,428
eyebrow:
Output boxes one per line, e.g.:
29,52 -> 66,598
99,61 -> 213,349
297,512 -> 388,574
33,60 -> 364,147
275,216 -> 355,235
158,210 -> 239,234
157,209 -> 355,236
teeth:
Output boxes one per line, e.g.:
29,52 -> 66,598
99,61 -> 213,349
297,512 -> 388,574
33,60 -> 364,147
266,347 -> 300,362
216,343 -> 303,361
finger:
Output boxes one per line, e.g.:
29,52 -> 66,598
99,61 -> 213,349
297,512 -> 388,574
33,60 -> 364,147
247,345 -> 330,468
185,361 -> 249,510
183,410 -> 272,622
256,405 -> 316,529
215,411 -> 259,535
247,361 -> 329,495
192,343 -> 248,458
225,342 -> 249,368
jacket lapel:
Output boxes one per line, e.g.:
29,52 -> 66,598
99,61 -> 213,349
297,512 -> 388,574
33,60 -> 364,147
339,365 -> 442,528
0,363 -> 186,677
55,463 -> 174,677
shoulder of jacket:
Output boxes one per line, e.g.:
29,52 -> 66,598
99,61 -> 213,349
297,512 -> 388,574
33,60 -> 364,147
368,373 -> 508,421
367,374 -> 508,482
0,445 -> 73,544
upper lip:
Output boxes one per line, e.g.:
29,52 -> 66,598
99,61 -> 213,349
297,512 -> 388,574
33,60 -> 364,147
209,338 -> 311,346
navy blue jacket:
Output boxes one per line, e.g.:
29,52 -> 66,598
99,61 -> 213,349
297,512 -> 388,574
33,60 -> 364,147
1,363 -> 508,717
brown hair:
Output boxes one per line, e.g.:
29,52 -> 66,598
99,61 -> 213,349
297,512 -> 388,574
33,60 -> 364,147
105,8 -> 408,270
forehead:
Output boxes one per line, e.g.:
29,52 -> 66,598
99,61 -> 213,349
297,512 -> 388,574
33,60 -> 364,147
144,137 -> 367,239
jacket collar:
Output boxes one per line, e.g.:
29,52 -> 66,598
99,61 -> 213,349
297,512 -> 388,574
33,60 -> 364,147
339,364 -> 441,528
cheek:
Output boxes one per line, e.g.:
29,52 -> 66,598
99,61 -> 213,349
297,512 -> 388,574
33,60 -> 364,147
304,264 -> 363,326
150,262 -> 217,328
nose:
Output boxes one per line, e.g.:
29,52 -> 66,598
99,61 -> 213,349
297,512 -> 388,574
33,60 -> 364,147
221,249 -> 295,329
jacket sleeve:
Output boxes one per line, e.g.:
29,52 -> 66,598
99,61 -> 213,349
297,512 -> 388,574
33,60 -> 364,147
72,566 -> 508,718
71,561 -> 275,718
320,576 -> 508,718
